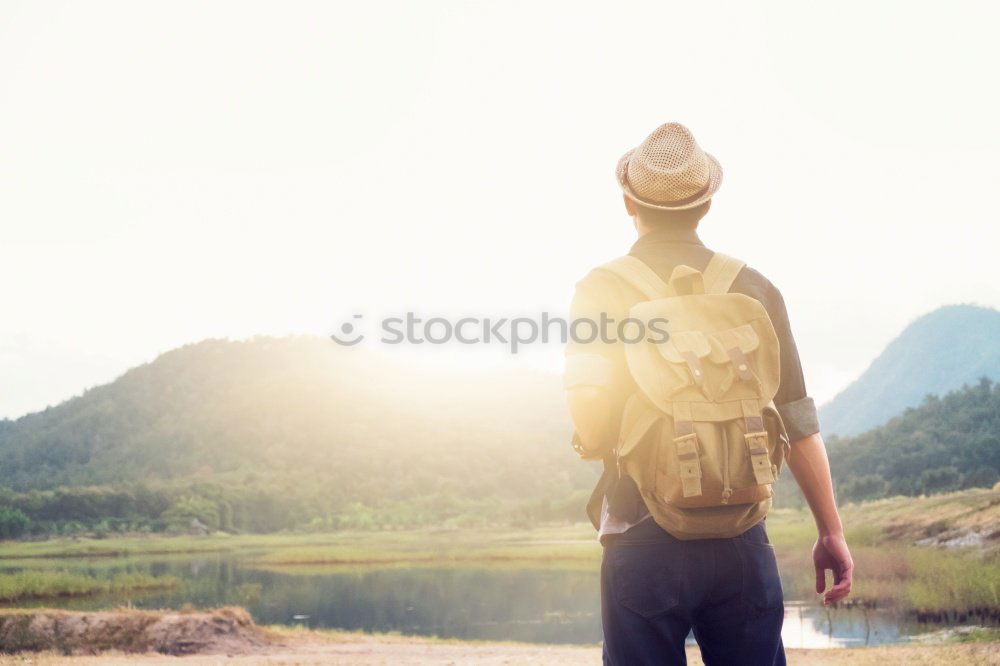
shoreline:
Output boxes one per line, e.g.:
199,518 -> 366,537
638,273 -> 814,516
1,626 -> 998,665
1,609 -> 998,665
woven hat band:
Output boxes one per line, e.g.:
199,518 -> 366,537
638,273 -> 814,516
625,174 -> 711,208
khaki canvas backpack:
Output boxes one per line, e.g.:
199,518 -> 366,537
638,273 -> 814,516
598,252 -> 790,537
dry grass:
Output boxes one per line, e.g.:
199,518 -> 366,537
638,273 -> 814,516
838,489 -> 1000,543
0,607 -> 264,656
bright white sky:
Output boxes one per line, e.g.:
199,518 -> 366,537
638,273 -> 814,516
2,0 -> 999,419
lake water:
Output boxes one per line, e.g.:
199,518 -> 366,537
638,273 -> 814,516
5,554 -> 951,648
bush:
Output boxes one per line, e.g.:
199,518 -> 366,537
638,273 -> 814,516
162,496 -> 220,532
839,474 -> 889,503
0,506 -> 30,539
962,466 -> 998,489
918,466 -> 964,494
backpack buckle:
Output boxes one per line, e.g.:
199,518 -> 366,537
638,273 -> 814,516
744,431 -> 775,485
673,432 -> 703,498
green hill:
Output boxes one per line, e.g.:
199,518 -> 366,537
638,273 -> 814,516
2,333 -> 998,536
819,305 -> 1000,436
826,377 -> 1000,501
0,337 -> 592,533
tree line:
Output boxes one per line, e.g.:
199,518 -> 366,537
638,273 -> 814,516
827,377 -> 999,503
0,339 -> 996,537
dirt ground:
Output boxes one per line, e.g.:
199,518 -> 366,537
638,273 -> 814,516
1,609 -> 996,665
1,631 -> 998,666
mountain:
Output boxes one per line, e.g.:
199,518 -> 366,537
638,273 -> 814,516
4,317 -> 998,536
819,305 -> 1000,436
0,337 -> 592,533
826,377 -> 1000,500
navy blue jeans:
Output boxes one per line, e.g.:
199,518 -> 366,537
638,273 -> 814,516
601,519 -> 785,665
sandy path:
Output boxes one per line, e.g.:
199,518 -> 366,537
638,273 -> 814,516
1,633 -> 997,666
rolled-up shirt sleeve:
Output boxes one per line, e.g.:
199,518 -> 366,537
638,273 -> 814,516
777,396 -> 820,442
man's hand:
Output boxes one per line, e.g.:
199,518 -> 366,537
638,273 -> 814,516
785,432 -> 854,606
813,532 -> 853,605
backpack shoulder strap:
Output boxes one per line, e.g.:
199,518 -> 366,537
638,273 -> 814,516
701,252 -> 746,294
597,255 -> 670,300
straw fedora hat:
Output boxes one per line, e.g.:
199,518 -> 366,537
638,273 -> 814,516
616,122 -> 722,210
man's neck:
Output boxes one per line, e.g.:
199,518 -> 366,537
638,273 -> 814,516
634,220 -> 702,243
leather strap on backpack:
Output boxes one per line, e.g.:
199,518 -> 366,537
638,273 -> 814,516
672,401 -> 703,498
742,399 -> 776,485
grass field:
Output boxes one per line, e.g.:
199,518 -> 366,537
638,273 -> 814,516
0,571 -> 178,602
0,489 -> 996,617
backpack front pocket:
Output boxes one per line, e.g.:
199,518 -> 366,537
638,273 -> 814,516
653,413 -> 774,509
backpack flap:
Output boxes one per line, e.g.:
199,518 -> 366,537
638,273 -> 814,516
657,330 -> 712,393
627,294 -> 780,413
712,324 -> 762,395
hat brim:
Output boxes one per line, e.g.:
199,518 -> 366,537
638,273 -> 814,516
615,149 -> 722,211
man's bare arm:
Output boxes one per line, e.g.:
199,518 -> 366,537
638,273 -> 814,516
786,432 -> 854,605
567,386 -> 616,456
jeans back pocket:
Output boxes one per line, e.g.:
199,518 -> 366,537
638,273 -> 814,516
611,543 -> 683,618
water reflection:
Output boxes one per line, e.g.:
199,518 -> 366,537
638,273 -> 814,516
780,603 -> 907,648
2,556 -> 952,648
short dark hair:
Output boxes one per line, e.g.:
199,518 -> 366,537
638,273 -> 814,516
634,199 -> 711,228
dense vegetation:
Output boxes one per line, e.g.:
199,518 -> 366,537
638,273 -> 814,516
827,377 -> 1000,502
820,304 -> 1000,436
0,337 -> 593,535
1,335 -> 997,536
